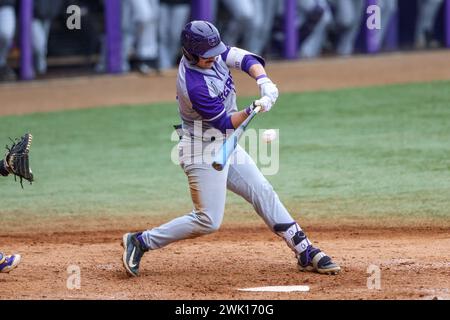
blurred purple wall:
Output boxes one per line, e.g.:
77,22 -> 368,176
284,0 -> 298,59
17,0 -> 450,79
366,0 -> 380,53
447,0 -> 450,46
191,0 -> 212,21
105,0 -> 122,74
19,0 -> 33,80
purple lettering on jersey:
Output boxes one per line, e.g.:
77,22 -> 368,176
218,72 -> 236,102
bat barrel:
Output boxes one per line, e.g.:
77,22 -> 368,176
211,132 -> 239,171
212,161 -> 224,171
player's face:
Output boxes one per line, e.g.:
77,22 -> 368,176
197,56 -> 216,69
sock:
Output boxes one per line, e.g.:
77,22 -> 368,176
136,233 -> 149,251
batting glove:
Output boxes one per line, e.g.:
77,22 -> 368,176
257,76 -> 279,105
254,96 -> 273,112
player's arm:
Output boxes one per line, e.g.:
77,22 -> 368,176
189,86 -> 270,131
199,99 -> 268,130
221,47 -> 279,111
187,68 -> 263,131
189,88 -> 251,131
230,107 -> 252,128
248,63 -> 267,80
230,60 -> 266,129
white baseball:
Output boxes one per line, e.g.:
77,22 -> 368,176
262,129 -> 277,143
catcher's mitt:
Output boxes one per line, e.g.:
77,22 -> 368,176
4,133 -> 34,188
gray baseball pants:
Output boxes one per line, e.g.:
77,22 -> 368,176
415,0 -> 444,44
140,138 -> 299,250
298,0 -> 333,59
332,0 -> 365,56
158,2 -> 190,70
127,0 -> 159,60
32,19 -> 51,75
372,0 -> 398,50
0,6 -> 15,67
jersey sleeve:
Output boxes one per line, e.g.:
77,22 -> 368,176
185,69 -> 234,133
221,46 -> 266,73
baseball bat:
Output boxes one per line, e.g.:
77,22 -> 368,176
212,103 -> 262,171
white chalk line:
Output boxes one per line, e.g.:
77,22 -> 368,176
238,285 -> 310,293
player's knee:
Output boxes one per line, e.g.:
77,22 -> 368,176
249,17 -> 263,33
0,30 -> 12,42
134,12 -> 154,25
234,10 -> 253,26
205,221 -> 221,233
193,210 -> 222,234
320,6 -> 333,26
198,221 -> 221,234
338,13 -> 355,30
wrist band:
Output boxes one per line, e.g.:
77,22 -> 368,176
245,106 -> 253,115
256,74 -> 267,81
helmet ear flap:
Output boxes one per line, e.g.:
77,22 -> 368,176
182,47 -> 199,65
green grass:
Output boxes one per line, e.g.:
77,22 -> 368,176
1,81 -> 449,223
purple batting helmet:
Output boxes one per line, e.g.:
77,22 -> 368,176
181,21 -> 227,65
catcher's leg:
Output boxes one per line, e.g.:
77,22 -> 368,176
0,160 -> 9,176
0,252 -> 21,273
226,145 -> 340,275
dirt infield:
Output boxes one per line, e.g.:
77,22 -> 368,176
1,50 -> 450,300
1,223 -> 449,300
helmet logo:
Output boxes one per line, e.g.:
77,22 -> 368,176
208,35 -> 220,47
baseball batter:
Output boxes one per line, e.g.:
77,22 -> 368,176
0,133 -> 34,273
122,21 -> 340,277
